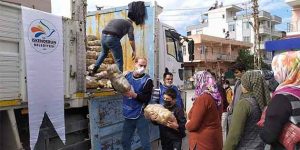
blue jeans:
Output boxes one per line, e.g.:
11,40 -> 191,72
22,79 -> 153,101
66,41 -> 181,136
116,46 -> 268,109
95,34 -> 123,72
121,114 -> 151,150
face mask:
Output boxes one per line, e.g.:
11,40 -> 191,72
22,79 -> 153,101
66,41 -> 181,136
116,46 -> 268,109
135,67 -> 145,75
223,84 -> 228,89
165,83 -> 172,87
164,101 -> 174,108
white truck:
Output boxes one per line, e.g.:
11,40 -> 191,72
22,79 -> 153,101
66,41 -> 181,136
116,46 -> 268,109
0,1 -> 193,149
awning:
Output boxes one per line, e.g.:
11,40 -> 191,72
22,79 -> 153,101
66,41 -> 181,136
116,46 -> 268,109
265,37 -> 300,52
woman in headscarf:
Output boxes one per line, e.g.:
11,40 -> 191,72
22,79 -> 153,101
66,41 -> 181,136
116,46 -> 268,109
260,51 -> 300,149
185,71 -> 222,150
224,71 -> 270,150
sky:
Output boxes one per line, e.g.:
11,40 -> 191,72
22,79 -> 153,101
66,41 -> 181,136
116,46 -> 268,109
51,0 -> 291,35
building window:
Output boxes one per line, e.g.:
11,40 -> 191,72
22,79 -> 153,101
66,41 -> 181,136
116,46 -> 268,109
187,31 -> 191,36
229,24 -> 235,31
222,14 -> 225,19
243,22 -> 250,29
201,45 -> 206,54
183,45 -> 186,55
243,36 -> 250,42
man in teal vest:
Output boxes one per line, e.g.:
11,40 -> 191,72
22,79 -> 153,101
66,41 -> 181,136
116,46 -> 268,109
122,57 -> 153,150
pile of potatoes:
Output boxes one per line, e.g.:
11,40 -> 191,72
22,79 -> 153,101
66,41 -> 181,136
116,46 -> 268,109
86,35 -> 115,89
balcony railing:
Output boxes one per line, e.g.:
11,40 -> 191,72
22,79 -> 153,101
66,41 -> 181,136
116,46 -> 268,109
259,11 -> 271,19
272,15 -> 282,23
259,26 -> 271,34
197,54 -> 238,62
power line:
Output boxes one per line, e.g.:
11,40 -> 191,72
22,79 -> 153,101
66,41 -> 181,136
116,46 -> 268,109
164,8 -> 206,11
163,1 -> 251,11
160,13 -> 203,16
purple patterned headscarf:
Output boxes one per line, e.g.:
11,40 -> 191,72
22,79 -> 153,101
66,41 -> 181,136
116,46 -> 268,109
194,71 -> 222,106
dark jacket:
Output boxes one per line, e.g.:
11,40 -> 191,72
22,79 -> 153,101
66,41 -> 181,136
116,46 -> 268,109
154,104 -> 186,140
216,81 -> 228,112
260,94 -> 300,149
128,1 -> 146,25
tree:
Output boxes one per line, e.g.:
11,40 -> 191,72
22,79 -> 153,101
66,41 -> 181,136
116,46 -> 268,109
236,49 -> 254,70
236,49 -> 271,70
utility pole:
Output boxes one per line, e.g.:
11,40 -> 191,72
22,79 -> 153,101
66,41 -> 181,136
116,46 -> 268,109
252,0 -> 261,69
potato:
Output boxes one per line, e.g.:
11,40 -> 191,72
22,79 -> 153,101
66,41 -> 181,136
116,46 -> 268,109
87,46 -> 101,52
98,79 -> 109,88
88,40 -> 101,46
86,76 -> 98,89
95,71 -> 108,79
86,59 -> 96,67
87,35 -> 98,41
86,51 -> 99,59
144,104 -> 176,125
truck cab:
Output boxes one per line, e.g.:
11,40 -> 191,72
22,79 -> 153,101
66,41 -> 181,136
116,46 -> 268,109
158,23 -> 184,87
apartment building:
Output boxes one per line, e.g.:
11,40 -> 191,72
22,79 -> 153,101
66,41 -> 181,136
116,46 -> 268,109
186,5 -> 283,64
183,34 -> 252,81
286,0 -> 300,35
2,0 -> 51,12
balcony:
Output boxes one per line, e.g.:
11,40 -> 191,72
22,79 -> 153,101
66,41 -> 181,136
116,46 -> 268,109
286,0 -> 300,7
226,16 -> 241,23
218,54 -> 238,62
198,54 -> 237,62
272,31 -> 282,37
259,26 -> 271,35
258,11 -> 272,20
271,15 -> 282,24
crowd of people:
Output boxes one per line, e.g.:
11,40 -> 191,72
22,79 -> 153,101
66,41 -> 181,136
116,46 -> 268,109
94,13 -> 300,150
117,50 -> 300,150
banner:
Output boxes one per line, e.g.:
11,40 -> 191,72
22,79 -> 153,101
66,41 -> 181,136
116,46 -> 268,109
21,7 -> 65,149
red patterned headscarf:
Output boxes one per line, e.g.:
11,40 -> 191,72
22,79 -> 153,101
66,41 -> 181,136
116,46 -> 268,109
194,71 -> 222,106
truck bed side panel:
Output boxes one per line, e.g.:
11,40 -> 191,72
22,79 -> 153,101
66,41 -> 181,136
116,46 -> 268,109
0,3 -> 21,102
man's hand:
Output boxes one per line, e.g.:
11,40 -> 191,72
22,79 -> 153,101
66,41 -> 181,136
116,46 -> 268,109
123,89 -> 137,98
149,112 -> 158,121
132,51 -> 136,60
123,91 -> 132,97
167,119 -> 179,130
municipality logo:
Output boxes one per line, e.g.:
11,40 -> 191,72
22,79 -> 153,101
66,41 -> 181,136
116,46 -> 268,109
28,19 -> 59,54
